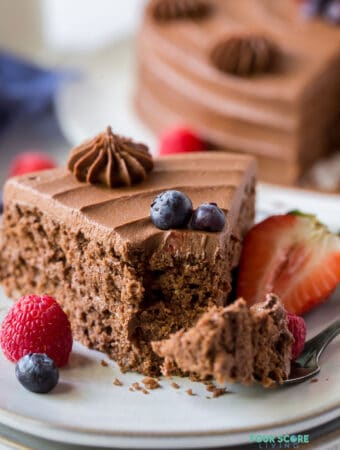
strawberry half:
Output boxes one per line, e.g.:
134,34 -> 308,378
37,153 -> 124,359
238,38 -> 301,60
237,212 -> 340,315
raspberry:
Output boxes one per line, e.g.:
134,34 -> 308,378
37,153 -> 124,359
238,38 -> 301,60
0,295 -> 72,367
159,126 -> 204,156
10,152 -> 56,177
287,312 -> 307,361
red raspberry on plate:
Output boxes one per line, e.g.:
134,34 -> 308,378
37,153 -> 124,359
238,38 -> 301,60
0,295 -> 72,367
10,152 -> 56,177
159,126 -> 204,155
287,312 -> 307,361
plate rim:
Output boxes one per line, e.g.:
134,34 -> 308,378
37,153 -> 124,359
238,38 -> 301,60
0,384 -> 338,438
0,401 -> 338,448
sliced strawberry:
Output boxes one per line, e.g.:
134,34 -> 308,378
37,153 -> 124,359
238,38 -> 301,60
237,212 -> 340,315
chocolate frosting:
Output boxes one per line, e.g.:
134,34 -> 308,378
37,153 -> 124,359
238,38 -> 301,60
210,35 -> 278,77
5,152 -> 256,260
150,0 -> 211,22
67,127 -> 153,188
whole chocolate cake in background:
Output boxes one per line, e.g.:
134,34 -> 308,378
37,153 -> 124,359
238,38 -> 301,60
135,0 -> 340,191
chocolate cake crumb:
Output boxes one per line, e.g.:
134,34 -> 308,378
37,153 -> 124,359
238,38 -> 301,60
142,377 -> 161,390
205,382 -> 227,397
189,373 -> 209,382
113,378 -> 123,386
212,387 -> 227,398
132,382 -> 141,390
186,388 -> 196,396
206,396 -> 211,400
171,382 -> 180,389
310,378 -> 318,383
142,388 -> 149,395
206,383 -> 215,392
101,360 -> 108,367
129,387 -> 134,392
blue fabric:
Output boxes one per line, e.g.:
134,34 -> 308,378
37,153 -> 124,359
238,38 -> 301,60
0,51 -> 64,132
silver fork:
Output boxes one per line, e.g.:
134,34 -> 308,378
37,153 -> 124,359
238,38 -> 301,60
284,319 -> 340,385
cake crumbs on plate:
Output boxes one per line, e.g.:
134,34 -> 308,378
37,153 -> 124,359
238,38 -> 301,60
206,383 -> 215,392
100,359 -> 108,367
310,378 -> 318,383
171,382 -> 180,389
129,387 -> 134,392
186,388 -> 196,396
142,377 -> 161,390
142,388 -> 149,395
205,382 -> 228,398
212,387 -> 227,398
132,382 -> 141,390
113,378 -> 123,386
189,373 -> 209,382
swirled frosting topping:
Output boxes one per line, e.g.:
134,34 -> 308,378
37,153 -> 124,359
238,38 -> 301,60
151,0 -> 211,22
210,35 -> 279,77
67,127 -> 153,188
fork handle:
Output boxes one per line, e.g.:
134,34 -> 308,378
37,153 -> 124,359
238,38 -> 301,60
296,319 -> 340,367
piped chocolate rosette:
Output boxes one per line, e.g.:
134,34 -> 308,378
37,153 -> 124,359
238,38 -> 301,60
68,126 -> 154,188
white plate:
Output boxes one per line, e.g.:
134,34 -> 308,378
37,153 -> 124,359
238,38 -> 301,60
0,287 -> 339,449
55,38 -> 340,234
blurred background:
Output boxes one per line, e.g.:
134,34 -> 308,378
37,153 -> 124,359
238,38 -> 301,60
0,0 -> 339,228
0,0 -> 148,186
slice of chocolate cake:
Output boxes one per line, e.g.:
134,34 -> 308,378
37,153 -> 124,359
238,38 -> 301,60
152,295 -> 293,386
0,128 -> 256,376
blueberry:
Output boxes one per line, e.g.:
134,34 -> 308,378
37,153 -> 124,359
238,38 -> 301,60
150,190 -> 193,230
15,353 -> 59,394
190,203 -> 226,232
302,0 -> 331,15
303,0 -> 331,16
324,0 -> 340,23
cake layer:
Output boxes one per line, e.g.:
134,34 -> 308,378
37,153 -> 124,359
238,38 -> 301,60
152,295 -> 293,386
0,152 -> 256,375
136,0 -> 340,185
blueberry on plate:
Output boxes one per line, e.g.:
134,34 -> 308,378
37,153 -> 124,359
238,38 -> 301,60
15,353 -> 59,394
302,0 -> 331,16
324,0 -> 340,23
150,190 -> 193,230
190,203 -> 226,232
